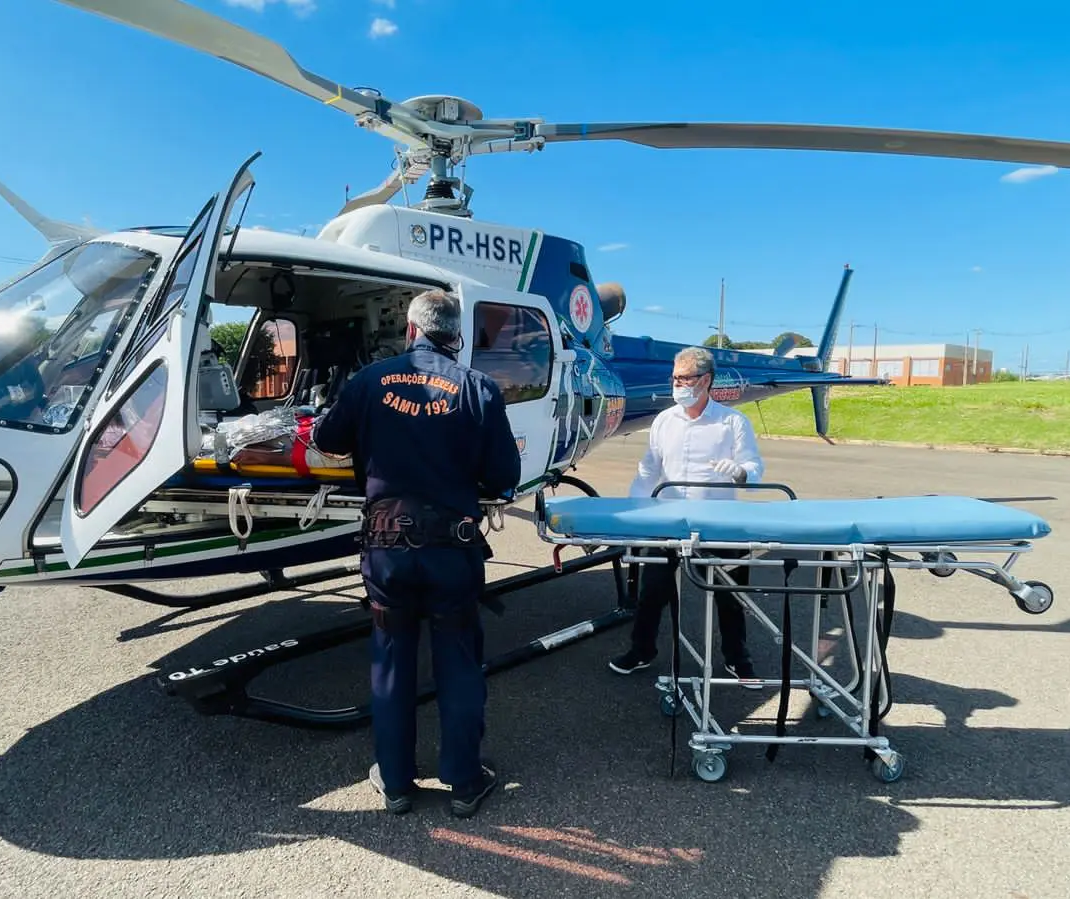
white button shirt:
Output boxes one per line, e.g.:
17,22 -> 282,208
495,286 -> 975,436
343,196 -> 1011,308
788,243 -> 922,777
628,399 -> 765,500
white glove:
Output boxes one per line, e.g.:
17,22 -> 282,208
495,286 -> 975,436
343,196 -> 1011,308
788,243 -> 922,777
711,459 -> 746,483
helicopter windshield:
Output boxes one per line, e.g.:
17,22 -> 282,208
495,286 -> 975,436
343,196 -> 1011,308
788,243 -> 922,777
0,241 -> 159,432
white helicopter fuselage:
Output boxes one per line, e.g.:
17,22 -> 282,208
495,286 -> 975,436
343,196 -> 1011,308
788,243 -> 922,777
0,161 -> 628,588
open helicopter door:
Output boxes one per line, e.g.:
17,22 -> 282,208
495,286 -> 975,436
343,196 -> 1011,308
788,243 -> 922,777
58,153 -> 260,569
458,285 -> 570,492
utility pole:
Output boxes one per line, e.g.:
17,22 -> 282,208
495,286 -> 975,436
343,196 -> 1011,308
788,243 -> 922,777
871,324 -> 878,378
972,328 -> 982,382
1064,349 -> 1069,378
717,278 -> 725,348
963,332 -> 970,386
846,320 -> 856,374
1024,343 -> 1030,380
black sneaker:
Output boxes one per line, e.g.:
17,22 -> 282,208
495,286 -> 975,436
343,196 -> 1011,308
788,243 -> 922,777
725,661 -> 763,691
450,763 -> 498,819
608,648 -> 656,675
369,763 -> 416,815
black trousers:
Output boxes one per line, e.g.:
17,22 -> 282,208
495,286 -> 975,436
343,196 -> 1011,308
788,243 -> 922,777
361,545 -> 488,795
629,547 -> 751,667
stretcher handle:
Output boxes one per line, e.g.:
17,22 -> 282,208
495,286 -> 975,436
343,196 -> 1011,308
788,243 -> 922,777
651,480 -> 798,500
680,555 -> 865,596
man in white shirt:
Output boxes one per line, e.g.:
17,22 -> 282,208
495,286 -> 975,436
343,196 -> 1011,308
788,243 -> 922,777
608,346 -> 764,686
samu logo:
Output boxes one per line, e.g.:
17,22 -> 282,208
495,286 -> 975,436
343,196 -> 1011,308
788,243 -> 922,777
410,224 -> 427,246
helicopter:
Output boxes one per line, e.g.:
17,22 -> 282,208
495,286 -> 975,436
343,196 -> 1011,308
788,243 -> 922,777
4,0 -> 1070,607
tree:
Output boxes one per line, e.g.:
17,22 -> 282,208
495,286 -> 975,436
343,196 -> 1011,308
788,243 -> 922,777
210,321 -> 283,379
703,333 -> 735,349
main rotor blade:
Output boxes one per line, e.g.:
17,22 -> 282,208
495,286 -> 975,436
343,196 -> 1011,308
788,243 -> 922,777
534,122 -> 1070,168
53,0 -> 427,138
335,170 -> 405,217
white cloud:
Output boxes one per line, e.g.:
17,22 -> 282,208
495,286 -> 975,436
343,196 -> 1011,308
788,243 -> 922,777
597,242 -> 628,252
642,305 -> 664,313
369,17 -> 398,37
372,0 -> 396,7
1000,164 -> 1058,184
971,265 -> 983,273
223,0 -> 316,15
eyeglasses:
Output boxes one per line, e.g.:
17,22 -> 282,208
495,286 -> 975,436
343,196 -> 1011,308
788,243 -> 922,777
671,373 -> 705,385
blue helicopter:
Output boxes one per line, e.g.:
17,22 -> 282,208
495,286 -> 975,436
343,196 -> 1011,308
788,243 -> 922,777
0,0 -> 916,598
2,0 -> 1067,730
3,0 -> 1068,600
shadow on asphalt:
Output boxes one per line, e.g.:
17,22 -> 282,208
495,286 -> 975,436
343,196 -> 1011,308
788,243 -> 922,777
1,562 -> 1066,899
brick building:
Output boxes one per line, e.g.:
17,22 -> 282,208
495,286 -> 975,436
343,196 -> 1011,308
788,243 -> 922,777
828,342 -> 993,386
753,343 -> 993,386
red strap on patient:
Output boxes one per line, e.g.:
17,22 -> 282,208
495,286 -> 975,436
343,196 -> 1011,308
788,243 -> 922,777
292,416 -> 314,478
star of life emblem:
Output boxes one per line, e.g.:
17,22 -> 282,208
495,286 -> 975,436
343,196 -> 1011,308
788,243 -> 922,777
569,284 -> 593,333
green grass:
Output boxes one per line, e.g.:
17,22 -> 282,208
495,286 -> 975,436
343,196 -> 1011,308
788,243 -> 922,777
739,381 -> 1070,452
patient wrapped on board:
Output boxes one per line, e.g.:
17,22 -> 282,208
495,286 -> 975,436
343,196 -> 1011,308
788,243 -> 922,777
197,406 -> 351,476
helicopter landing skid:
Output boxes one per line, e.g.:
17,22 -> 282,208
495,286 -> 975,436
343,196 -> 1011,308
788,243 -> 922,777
160,545 -> 634,729
99,564 -> 361,610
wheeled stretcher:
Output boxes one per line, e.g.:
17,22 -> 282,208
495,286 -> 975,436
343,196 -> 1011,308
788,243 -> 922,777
534,481 -> 1055,783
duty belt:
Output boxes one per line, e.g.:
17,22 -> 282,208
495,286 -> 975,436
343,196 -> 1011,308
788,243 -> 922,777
363,497 -> 480,549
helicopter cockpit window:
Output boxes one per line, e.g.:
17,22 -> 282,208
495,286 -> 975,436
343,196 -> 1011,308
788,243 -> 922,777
470,302 -> 552,404
108,198 -> 215,390
238,318 -> 298,400
0,242 -> 159,433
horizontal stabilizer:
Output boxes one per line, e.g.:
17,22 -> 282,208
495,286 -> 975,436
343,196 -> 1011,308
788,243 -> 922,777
766,375 -> 884,388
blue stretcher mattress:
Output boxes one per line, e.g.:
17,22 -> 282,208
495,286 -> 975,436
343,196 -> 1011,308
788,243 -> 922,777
543,495 -> 1052,545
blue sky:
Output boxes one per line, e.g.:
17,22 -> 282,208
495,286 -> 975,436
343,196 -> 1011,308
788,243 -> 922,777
2,0 -> 1069,373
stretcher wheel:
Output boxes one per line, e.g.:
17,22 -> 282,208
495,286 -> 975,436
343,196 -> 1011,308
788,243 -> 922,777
923,551 -> 957,578
871,751 -> 904,783
660,693 -> 684,717
1015,581 -> 1054,615
692,751 -> 727,783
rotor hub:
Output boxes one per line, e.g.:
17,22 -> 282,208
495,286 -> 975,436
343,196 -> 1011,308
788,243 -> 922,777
398,95 -> 484,124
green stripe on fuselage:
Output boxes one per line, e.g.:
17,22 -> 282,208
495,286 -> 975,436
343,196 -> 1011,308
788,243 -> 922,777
0,520 -> 346,579
516,232 -> 538,291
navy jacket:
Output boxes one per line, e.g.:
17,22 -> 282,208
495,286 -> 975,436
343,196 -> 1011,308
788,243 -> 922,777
312,336 -> 522,520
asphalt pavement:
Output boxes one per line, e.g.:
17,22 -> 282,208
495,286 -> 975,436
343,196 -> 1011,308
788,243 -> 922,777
0,437 -> 1067,898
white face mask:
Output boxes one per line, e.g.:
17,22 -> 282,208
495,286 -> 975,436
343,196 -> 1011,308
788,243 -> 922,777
673,385 -> 701,407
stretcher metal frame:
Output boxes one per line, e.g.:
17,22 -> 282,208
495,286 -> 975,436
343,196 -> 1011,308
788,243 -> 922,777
534,480 -> 1055,784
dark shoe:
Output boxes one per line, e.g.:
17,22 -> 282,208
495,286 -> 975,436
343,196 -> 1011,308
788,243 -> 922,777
369,763 -> 415,815
608,647 -> 656,675
450,763 -> 498,818
725,661 -> 763,691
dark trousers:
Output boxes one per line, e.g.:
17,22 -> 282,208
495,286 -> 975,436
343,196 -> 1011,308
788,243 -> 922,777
630,547 -> 751,666
361,545 -> 487,795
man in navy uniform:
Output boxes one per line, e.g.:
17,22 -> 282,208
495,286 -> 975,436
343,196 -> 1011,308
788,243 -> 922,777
313,288 -> 521,818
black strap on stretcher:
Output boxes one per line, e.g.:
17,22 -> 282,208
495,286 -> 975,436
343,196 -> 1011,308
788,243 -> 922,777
763,551 -> 897,764
668,571 -> 683,778
864,550 -> 896,760
765,558 -> 800,763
